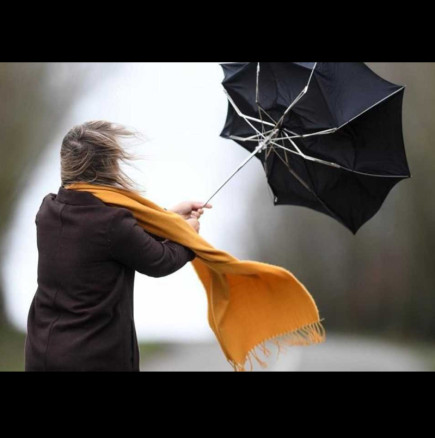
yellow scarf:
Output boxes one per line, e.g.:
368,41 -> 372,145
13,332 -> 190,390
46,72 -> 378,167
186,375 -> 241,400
64,182 -> 325,371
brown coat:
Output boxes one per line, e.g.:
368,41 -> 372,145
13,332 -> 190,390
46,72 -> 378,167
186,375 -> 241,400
24,186 -> 196,371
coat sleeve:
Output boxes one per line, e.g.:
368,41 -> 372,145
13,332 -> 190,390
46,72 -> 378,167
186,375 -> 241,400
108,208 -> 196,277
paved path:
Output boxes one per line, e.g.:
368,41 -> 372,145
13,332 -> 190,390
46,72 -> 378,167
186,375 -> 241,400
140,334 -> 431,371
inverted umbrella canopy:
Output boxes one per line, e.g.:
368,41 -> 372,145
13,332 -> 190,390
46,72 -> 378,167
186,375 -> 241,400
218,62 -> 411,234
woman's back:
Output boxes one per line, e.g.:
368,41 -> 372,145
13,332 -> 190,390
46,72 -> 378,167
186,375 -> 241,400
25,186 -> 195,371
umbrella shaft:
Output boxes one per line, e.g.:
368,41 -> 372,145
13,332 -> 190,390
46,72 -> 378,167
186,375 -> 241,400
201,141 -> 270,209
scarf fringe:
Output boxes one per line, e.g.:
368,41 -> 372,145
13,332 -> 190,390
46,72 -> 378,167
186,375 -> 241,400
227,320 -> 326,372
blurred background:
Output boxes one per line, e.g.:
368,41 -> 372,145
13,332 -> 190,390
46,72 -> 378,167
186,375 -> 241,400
0,62 -> 434,371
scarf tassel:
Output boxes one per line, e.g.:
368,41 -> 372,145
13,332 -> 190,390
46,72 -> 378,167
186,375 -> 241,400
227,320 -> 326,372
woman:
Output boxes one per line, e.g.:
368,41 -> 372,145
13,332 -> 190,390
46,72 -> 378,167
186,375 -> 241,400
24,120 -> 211,371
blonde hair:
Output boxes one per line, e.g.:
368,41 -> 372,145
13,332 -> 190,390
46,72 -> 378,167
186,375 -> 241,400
60,120 -> 145,193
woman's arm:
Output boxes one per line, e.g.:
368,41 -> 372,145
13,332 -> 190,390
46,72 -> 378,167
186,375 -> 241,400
108,208 -> 196,277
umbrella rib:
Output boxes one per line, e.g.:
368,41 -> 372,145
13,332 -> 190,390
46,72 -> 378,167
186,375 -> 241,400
273,62 -> 318,129
256,62 -> 263,126
224,89 -> 275,128
281,133 -> 341,169
307,62 -> 317,85
283,144 -> 289,167
256,64 -> 268,146
283,127 -> 338,139
277,136 -> 319,208
224,90 -> 281,150
283,135 -> 320,208
256,67 -> 271,185
256,62 -> 260,104
255,64 -> 271,184
255,62 -> 282,126
230,133 -> 273,143
258,105 -> 278,125
273,147 -> 312,193
336,86 -> 406,130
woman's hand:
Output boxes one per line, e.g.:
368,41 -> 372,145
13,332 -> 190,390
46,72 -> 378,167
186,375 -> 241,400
169,201 -> 212,220
186,217 -> 200,233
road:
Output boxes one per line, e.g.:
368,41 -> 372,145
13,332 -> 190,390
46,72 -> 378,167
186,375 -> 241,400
140,333 -> 431,371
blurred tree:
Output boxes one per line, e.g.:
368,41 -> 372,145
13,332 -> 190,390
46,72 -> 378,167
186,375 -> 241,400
0,62 -> 119,329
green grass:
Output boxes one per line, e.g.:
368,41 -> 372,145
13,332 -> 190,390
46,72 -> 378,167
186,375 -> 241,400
0,324 -> 26,371
138,342 -> 166,360
0,324 -> 165,371
399,340 -> 435,371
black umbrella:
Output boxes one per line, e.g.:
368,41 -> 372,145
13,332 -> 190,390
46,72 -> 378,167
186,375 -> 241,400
204,62 -> 410,234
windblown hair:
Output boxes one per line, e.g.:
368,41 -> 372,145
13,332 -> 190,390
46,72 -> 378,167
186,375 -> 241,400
60,120 -> 145,193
